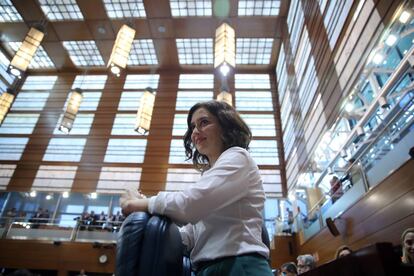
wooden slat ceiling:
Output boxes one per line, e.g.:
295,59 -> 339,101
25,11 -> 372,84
0,0 -> 290,73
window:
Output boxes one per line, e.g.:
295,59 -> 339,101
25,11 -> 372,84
32,166 -> 78,191
104,139 -> 147,163
97,167 -> 142,193
170,0 -> 212,17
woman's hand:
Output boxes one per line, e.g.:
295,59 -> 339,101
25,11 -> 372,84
120,189 -> 149,216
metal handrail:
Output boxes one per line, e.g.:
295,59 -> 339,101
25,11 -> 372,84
297,93 -> 413,233
312,44 -> 414,189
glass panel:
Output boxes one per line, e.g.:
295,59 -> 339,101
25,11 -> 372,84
62,41 -> 105,67
178,74 -> 214,89
250,140 -> 279,165
235,74 -> 270,89
176,39 -> 213,64
118,91 -> 144,111
241,114 -> 276,136
22,76 -> 58,90
72,75 -> 107,90
170,0 -> 212,17
0,0 -> 23,22
129,40 -> 158,65
235,91 -> 273,111
0,164 -> 17,190
103,0 -> 146,18
54,114 -> 94,135
124,74 -> 160,89
43,138 -> 87,162
238,0 -> 280,16
172,113 -> 188,136
0,114 -> 40,134
176,91 -> 213,111
97,167 -> 142,193
168,139 -> 190,164
0,137 -> 29,160
38,0 -> 84,21
32,166 -> 78,191
104,139 -> 147,163
236,38 -> 273,65
11,92 -> 50,111
111,114 -> 141,136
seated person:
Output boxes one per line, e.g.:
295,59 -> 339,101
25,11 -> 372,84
401,228 -> 414,265
297,254 -> 316,274
340,158 -> 362,190
335,245 -> 353,259
279,262 -> 298,276
120,101 -> 273,275
329,176 -> 343,203
5,208 -> 17,218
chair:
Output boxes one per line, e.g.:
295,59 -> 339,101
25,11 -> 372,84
116,212 -> 270,276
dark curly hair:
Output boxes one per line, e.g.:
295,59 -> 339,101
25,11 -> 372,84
184,100 -> 252,172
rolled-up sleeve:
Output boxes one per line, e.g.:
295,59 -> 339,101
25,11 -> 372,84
148,148 -> 251,224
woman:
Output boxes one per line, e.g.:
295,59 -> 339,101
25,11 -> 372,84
121,100 -> 272,275
401,228 -> 414,264
279,262 -> 297,276
335,245 -> 353,259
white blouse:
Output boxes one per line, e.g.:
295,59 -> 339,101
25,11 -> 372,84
148,146 -> 269,266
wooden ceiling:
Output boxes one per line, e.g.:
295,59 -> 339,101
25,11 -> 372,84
0,0 -> 289,73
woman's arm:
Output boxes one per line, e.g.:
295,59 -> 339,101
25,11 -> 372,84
149,148 -> 259,224
120,189 -> 149,216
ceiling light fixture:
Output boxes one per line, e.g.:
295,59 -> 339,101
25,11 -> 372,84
59,88 -> 83,134
385,34 -> 398,46
399,10 -> 411,24
372,53 -> 384,65
0,88 -> 15,126
135,87 -> 156,134
214,22 -> 235,76
108,24 -> 136,77
8,26 -> 45,78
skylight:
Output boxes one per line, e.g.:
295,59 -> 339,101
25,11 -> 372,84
128,40 -> 158,65
0,164 -> 17,190
103,0 -> 146,18
238,0 -> 281,16
62,41 -> 105,67
38,0 -> 84,21
72,75 -> 108,90
236,38 -> 273,64
170,0 -> 212,17
124,74 -> 160,89
97,167 -> 142,193
235,74 -> 271,89
8,42 -> 55,69
0,0 -> 23,22
178,74 -> 214,89
32,166 -> 78,191
176,39 -> 213,65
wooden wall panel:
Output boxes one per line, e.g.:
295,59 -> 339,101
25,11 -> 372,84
270,235 -> 298,269
296,159 -> 414,264
0,240 -> 115,274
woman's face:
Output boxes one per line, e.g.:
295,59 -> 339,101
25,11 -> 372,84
404,232 -> 414,258
190,107 -> 224,165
